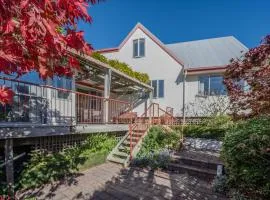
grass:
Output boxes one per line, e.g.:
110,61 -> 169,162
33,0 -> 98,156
78,151 -> 108,172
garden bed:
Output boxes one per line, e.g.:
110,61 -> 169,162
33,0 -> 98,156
132,126 -> 181,169
0,133 -> 117,194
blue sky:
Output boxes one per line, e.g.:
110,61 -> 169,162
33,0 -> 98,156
81,0 -> 269,49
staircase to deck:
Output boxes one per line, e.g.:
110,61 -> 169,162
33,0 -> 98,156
107,123 -> 150,167
107,103 -> 178,167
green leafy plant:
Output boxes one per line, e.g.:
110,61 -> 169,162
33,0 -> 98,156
134,126 -> 180,169
134,149 -> 171,169
174,115 -> 233,140
221,116 -> 270,199
138,126 -> 180,155
91,52 -> 150,84
18,133 -> 117,190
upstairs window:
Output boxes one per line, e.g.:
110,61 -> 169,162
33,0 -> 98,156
199,75 -> 227,96
133,38 -> 145,58
151,80 -> 164,98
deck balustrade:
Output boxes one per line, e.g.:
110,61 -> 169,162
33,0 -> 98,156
0,77 -> 132,125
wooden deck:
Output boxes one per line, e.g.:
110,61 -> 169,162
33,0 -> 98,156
18,163 -> 228,200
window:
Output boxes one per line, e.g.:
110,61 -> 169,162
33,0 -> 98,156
133,38 -> 145,58
151,80 -> 164,98
199,75 -> 226,96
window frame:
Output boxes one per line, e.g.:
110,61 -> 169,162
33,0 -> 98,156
198,75 -> 227,96
133,38 -> 145,58
151,79 -> 165,99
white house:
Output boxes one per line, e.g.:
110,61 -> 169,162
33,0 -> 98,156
98,23 -> 248,117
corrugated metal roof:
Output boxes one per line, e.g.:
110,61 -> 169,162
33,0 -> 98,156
166,36 -> 248,69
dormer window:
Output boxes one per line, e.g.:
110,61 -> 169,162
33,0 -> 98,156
133,38 -> 145,58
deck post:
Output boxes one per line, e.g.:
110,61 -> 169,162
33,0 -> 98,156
46,78 -> 54,125
104,69 -> 111,123
149,90 -> 153,124
5,138 -> 14,197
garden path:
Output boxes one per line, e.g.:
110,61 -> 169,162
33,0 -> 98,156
18,162 -> 227,200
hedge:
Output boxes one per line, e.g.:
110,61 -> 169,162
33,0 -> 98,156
173,115 -> 233,141
221,116 -> 270,199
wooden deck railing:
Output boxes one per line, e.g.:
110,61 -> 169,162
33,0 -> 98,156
0,77 -> 132,125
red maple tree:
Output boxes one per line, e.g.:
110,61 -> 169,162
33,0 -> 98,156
0,0 -> 98,104
224,35 -> 270,117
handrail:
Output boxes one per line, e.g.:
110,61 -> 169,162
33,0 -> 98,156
129,103 -> 178,160
0,76 -> 131,105
158,107 -> 176,119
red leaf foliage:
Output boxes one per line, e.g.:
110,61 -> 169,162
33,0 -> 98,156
0,0 -> 99,104
0,86 -> 15,105
224,35 -> 270,118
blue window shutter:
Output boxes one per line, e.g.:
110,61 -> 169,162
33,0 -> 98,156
158,80 -> 164,98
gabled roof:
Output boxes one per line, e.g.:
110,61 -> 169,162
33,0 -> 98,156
97,23 -> 185,66
166,36 -> 248,69
97,23 -> 249,71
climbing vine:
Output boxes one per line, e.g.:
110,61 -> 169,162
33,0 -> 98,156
92,52 -> 150,84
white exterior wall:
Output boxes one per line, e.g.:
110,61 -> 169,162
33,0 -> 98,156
103,29 -> 229,117
103,29 -> 185,116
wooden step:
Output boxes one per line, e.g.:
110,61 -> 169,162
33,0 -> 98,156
171,155 -> 218,171
118,145 -> 130,152
173,150 -> 222,164
126,137 -> 141,142
123,140 -> 137,147
168,163 -> 217,180
107,156 -> 126,165
129,132 -> 144,136
132,129 -> 147,133
113,151 -> 129,158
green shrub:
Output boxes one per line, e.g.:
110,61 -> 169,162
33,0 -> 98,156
134,149 -> 171,169
19,134 -> 116,190
174,115 -> 232,140
91,52 -> 150,84
183,125 -> 226,140
138,126 -> 180,156
134,126 -> 180,169
221,116 -> 270,199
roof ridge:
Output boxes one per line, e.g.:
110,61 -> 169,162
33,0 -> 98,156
98,22 -> 185,66
165,36 -> 235,46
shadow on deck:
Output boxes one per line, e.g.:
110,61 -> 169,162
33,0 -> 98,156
18,163 -> 228,200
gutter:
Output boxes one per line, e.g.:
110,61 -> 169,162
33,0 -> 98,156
186,65 -> 227,75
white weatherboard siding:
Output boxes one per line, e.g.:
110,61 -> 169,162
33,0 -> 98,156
103,28 -> 185,116
100,23 -> 248,117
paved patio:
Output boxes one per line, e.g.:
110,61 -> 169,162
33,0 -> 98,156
19,163 -> 227,200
